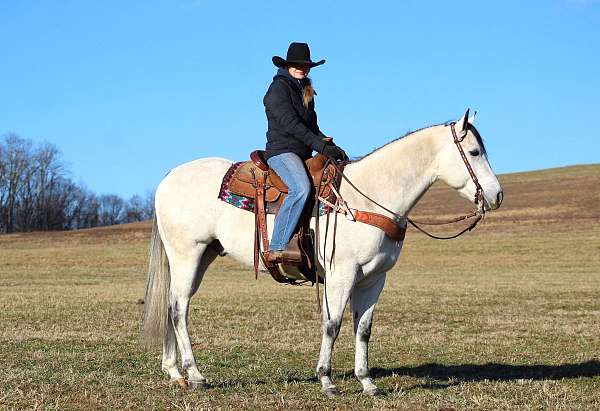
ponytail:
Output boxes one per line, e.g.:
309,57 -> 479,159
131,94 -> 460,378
302,81 -> 314,108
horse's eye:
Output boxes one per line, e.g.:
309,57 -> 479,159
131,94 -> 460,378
469,148 -> 480,157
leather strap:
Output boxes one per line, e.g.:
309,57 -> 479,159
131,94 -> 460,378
253,193 -> 260,279
252,169 -> 289,283
252,169 -> 266,278
450,122 -> 484,208
354,210 -> 406,242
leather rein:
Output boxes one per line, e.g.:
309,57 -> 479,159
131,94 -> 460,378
324,122 -> 486,241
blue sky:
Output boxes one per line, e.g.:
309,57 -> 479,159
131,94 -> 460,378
1,0 -> 599,198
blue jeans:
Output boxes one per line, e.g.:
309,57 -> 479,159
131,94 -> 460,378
266,152 -> 311,251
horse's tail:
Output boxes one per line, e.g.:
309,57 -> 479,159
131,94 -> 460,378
142,213 -> 170,347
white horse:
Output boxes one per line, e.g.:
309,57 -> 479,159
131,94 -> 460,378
142,110 -> 503,396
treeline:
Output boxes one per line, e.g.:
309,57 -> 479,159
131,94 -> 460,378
0,133 -> 153,233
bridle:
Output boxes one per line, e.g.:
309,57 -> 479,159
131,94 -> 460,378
450,122 -> 485,211
403,122 -> 485,239
330,121 -> 487,240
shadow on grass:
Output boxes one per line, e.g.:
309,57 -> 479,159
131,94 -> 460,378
209,375 -> 319,389
367,360 -> 600,384
199,361 -> 600,393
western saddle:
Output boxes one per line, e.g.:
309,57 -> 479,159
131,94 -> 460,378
226,150 -> 341,284
228,151 -> 338,211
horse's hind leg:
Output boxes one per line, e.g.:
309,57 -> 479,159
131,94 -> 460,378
167,242 -> 219,389
162,310 -> 182,380
350,271 -> 386,396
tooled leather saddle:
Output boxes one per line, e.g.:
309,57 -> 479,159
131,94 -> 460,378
226,150 -> 342,284
228,151 -> 338,211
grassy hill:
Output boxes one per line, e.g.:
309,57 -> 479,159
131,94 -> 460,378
412,163 -> 599,232
3,163 -> 597,244
0,164 -> 598,410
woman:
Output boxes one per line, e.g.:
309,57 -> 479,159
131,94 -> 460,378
263,42 -> 348,264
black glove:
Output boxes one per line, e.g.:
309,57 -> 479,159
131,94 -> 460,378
322,144 -> 348,162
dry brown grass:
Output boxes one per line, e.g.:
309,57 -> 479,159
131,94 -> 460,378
0,164 -> 599,410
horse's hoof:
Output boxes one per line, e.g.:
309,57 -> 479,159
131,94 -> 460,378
362,386 -> 382,396
321,386 -> 341,397
174,377 -> 188,390
187,379 -> 209,390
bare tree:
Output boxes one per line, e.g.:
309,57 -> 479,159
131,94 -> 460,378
0,134 -> 33,233
99,194 -> 125,226
0,133 -> 154,232
123,194 -> 143,223
0,143 -> 5,232
33,142 -> 64,230
143,189 -> 155,220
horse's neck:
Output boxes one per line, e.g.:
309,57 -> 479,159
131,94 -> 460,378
341,126 -> 443,216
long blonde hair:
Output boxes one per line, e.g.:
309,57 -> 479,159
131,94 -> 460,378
302,81 -> 314,108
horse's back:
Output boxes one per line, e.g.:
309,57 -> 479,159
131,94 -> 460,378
165,156 -> 232,178
155,157 -> 234,248
158,156 -> 231,193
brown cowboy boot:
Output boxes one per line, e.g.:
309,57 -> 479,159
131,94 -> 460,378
266,244 -> 302,265
266,250 -> 302,264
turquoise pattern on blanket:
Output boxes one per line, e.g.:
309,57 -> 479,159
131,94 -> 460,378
224,192 -> 255,212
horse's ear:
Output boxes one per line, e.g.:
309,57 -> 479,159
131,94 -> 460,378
456,108 -> 470,131
468,110 -> 477,125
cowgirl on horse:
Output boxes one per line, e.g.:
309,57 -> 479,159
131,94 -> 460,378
263,42 -> 348,264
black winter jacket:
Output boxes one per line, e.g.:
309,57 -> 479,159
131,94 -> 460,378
263,68 -> 327,161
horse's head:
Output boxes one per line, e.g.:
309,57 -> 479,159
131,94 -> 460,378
436,109 -> 503,211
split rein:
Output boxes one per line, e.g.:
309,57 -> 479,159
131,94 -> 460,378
324,122 -> 486,241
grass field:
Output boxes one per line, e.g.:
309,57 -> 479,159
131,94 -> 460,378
1,164 -> 599,410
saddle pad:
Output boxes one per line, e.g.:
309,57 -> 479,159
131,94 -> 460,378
218,162 -> 257,211
217,161 -> 342,215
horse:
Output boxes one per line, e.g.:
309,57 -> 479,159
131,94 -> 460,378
142,109 -> 503,396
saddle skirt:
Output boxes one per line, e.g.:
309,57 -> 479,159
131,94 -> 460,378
218,151 -> 342,215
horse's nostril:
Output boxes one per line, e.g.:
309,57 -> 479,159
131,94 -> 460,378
497,191 -> 504,206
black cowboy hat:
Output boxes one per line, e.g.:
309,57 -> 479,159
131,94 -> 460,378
272,42 -> 325,68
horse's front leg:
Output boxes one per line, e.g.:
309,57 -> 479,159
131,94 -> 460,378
316,265 -> 356,397
350,271 -> 386,395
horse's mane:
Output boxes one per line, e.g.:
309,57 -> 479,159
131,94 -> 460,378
350,120 -> 486,162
